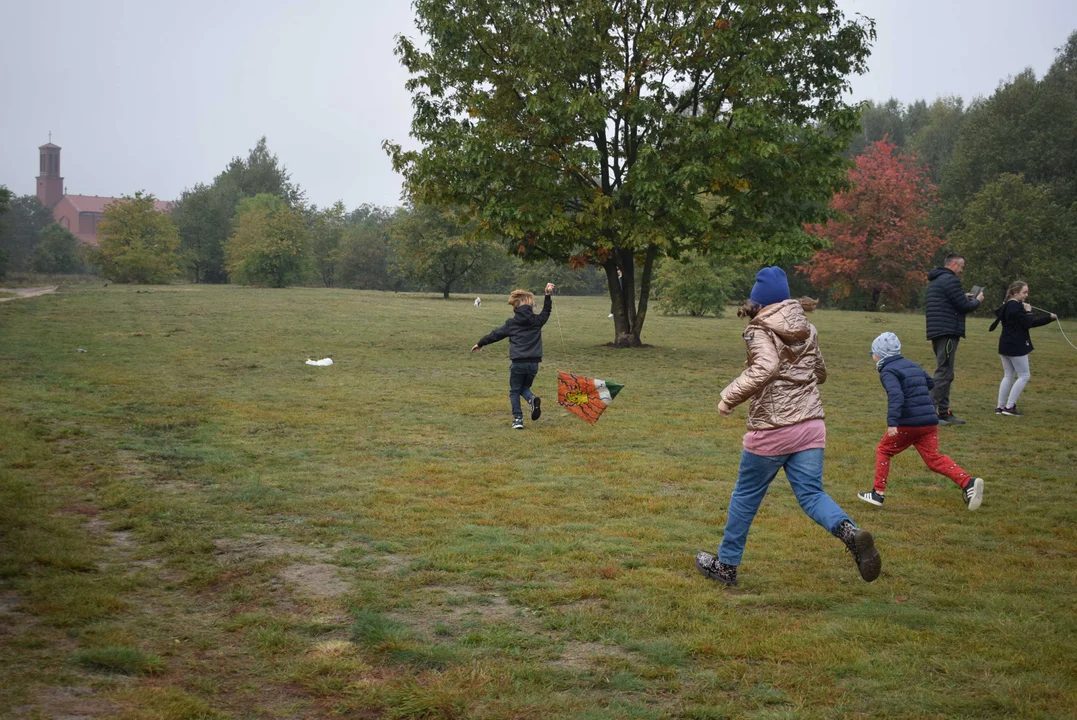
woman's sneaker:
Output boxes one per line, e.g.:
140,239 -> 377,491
995,406 -> 1004,415
695,552 -> 737,586
857,490 -> 885,506
1000,406 -> 1023,416
962,477 -> 984,510
833,520 -> 882,582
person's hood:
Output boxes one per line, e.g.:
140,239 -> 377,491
928,267 -> 954,281
751,299 -> 810,345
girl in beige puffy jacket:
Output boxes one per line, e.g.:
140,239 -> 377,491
695,267 -> 882,587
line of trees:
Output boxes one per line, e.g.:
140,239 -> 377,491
800,31 -> 1077,315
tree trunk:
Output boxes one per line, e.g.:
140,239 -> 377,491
606,244 -> 657,347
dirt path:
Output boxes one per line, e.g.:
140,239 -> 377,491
0,286 -> 58,303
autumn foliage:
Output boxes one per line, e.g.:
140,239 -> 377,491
799,140 -> 944,309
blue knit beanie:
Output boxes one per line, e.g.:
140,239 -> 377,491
871,332 -> 902,364
749,267 -> 791,308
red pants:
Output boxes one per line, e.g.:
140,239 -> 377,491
874,425 -> 971,493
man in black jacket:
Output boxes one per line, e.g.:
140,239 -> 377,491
924,253 -> 983,425
472,283 -> 555,429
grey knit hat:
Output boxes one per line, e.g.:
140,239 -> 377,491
871,332 -> 902,362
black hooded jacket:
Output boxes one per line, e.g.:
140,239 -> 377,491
991,299 -> 1054,357
476,294 -> 552,362
925,268 -> 980,340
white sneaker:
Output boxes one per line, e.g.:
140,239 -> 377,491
963,477 -> 984,511
857,490 -> 885,506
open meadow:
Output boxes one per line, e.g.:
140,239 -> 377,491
1,284 -> 1075,720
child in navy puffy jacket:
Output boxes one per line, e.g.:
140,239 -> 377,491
858,332 -> 984,511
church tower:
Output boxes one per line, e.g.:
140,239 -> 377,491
36,139 -> 64,209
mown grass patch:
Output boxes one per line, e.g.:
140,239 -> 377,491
1,284 -> 1075,718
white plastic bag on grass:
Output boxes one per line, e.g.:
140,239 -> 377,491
305,358 -> 333,366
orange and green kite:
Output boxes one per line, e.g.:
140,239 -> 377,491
557,371 -> 624,424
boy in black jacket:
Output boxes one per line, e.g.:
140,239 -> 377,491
858,332 -> 984,510
472,283 -> 555,429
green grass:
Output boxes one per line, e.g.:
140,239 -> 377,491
1,283 -> 1075,719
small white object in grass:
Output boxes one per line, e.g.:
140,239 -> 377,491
76,348 -> 87,353
474,297 -> 482,307
305,358 -> 333,366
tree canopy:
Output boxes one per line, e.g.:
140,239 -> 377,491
90,193 -> 180,284
387,0 -> 874,345
800,139 -> 944,310
225,194 -> 310,288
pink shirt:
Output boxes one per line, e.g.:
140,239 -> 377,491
743,419 -> 826,456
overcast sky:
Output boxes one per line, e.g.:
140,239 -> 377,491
1,0 -> 1073,210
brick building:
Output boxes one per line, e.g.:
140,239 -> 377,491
36,141 -> 171,245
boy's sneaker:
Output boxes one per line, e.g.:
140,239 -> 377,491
511,418 -> 524,430
695,552 -> 737,586
938,410 -> 965,425
1000,406 -> 1023,417
857,490 -> 885,506
962,477 -> 984,511
529,396 -> 542,421
833,520 -> 882,582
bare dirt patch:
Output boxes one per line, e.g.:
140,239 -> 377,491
280,563 -> 351,600
10,686 -> 119,720
552,640 -> 631,670
389,585 -> 532,637
0,286 -> 58,303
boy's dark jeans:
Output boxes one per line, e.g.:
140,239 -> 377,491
508,362 -> 539,419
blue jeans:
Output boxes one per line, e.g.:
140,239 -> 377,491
718,448 -> 851,566
508,362 -> 539,419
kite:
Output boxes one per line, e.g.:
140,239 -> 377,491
557,371 -> 624,424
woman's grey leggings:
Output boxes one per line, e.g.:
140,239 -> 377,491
998,354 -> 1031,408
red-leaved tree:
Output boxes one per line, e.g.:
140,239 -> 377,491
799,139 -> 945,310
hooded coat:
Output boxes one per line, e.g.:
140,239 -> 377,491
992,299 -> 1054,357
476,294 -> 552,361
720,299 -> 826,431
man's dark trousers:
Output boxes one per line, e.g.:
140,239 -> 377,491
930,335 -> 959,413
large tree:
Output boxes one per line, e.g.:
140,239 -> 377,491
90,193 -> 180,284
386,0 -> 874,346
390,205 -> 508,298
171,137 -> 304,283
948,173 -> 1077,315
799,139 -> 945,310
0,194 -> 53,272
31,223 -> 85,274
337,205 -> 398,291
171,181 -> 238,283
225,194 -> 310,288
941,33 -> 1077,229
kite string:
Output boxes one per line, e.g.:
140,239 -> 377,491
553,297 -> 571,366
1030,305 -> 1077,351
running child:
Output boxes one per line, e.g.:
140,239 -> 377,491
472,283 -> 555,429
857,332 -> 984,510
696,267 -> 882,587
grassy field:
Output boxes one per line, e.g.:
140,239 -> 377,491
1,283 -> 1075,720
